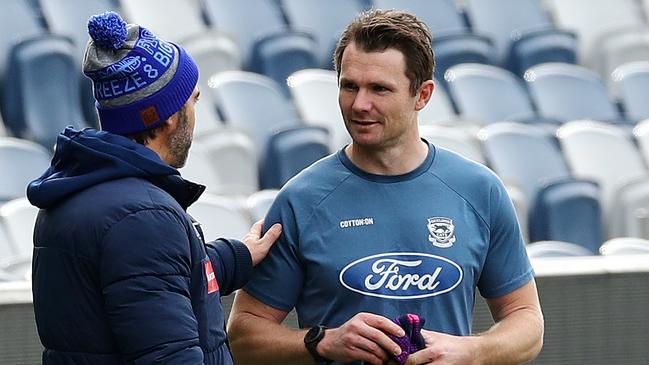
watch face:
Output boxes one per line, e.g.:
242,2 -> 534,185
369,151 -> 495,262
305,326 -> 324,343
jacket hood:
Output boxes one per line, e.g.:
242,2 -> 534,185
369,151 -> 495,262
27,127 -> 202,209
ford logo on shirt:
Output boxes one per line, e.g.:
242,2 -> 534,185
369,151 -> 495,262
339,252 -> 463,299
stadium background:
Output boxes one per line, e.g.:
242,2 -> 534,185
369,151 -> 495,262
1,0 -> 649,364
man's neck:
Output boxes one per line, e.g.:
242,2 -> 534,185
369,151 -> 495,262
345,137 -> 428,176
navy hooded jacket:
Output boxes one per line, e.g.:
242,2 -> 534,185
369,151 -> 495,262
27,127 -> 252,364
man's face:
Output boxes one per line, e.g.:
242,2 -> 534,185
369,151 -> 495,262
168,86 -> 199,168
338,43 -> 422,151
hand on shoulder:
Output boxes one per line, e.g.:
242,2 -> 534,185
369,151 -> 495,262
241,220 -> 282,266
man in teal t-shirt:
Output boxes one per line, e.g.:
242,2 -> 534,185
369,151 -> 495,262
228,9 -> 544,365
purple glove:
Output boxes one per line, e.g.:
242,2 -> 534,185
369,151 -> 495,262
386,313 -> 426,365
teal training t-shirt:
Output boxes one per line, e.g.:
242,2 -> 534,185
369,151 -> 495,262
245,142 -> 533,343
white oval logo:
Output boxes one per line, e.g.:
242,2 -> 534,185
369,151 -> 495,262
339,252 -> 463,299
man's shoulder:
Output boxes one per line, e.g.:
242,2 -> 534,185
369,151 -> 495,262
268,152 -> 351,216
64,176 -> 185,226
430,146 -> 508,216
432,146 -> 502,188
282,152 -> 348,196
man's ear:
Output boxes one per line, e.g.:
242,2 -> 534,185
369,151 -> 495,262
415,80 -> 435,111
161,113 -> 178,133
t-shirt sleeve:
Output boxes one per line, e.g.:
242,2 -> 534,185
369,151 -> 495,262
243,191 -> 305,312
477,178 -> 534,298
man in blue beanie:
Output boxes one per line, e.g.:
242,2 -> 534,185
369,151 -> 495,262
27,11 -> 281,364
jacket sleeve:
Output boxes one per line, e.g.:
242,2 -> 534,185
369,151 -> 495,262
99,208 -> 203,364
205,238 -> 253,297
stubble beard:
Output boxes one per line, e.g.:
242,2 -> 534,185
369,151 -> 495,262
168,108 -> 193,168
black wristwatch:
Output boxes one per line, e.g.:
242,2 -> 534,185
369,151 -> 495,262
304,325 -> 332,365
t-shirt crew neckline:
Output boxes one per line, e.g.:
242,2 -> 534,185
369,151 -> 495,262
337,140 -> 435,183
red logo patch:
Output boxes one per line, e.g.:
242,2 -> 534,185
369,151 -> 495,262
204,260 -> 219,294
139,105 -> 160,126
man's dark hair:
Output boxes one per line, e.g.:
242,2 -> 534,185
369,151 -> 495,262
125,104 -> 187,145
125,127 -> 160,145
333,9 -> 435,95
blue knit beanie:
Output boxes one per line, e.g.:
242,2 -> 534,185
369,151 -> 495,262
82,11 -> 199,135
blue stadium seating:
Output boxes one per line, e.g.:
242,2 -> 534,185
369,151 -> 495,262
465,0 -> 577,76
259,125 -> 330,189
39,0 -> 118,129
1,34 -> 86,148
373,0 -> 497,83
612,61 -> 649,122
526,240 -> 594,258
204,0 -> 318,92
445,64 -> 542,124
281,0 -> 368,69
525,63 -> 628,124
0,0 -> 44,86
0,137 -> 51,202
209,71 -> 303,157
480,123 -> 603,251
529,179 -> 602,253
250,32 -> 318,96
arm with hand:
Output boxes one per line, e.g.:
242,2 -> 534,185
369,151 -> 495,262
206,220 -> 282,296
227,290 -> 406,365
406,279 -> 544,365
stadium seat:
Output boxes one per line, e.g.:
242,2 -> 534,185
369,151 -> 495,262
182,33 -> 241,134
209,71 -> 302,156
0,112 -> 6,137
529,179 -> 602,253
0,137 -> 51,202
612,62 -> 649,122
182,32 -> 242,89
464,0 -> 577,75
373,0 -> 496,83
525,63 -> 626,124
1,35 -> 86,148
259,125 -> 330,189
595,30 -> 649,93
287,69 -> 350,150
120,0 -> 207,42
0,198 -> 39,261
187,193 -> 252,240
633,119 -> 649,166
246,189 -> 279,222
599,237 -> 649,255
281,0 -> 367,69
192,91 -> 223,137
39,0 -> 119,128
526,240 -> 594,258
480,123 -> 568,199
203,0 -> 288,67
40,0 -> 118,60
181,128 -> 259,196
418,80 -> 457,124
545,0 -> 647,71
480,123 -> 602,251
250,33 -> 318,96
558,120 -> 649,238
610,177 -> 649,239
445,64 -> 541,124
204,0 -> 318,92
0,220 -> 15,266
0,0 -> 43,85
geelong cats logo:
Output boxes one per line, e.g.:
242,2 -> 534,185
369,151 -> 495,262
427,217 -> 456,248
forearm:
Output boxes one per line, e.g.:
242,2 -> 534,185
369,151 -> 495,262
227,311 -> 313,365
475,303 -> 544,364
